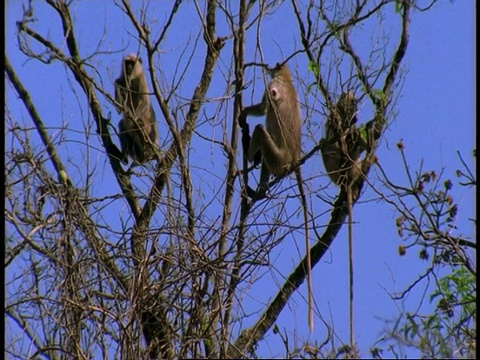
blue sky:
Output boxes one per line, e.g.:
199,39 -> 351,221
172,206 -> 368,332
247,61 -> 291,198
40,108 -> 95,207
6,1 -> 475,358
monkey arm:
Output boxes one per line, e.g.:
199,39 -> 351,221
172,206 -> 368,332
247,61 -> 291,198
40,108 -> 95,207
247,124 -> 263,162
243,94 -> 269,117
117,119 -> 130,164
134,98 -> 151,118
114,79 -> 125,115
242,95 -> 269,167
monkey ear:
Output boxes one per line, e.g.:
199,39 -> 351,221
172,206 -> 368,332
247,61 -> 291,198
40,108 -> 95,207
270,87 -> 279,100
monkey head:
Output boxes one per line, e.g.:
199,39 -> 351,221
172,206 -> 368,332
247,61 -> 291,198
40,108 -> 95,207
337,91 -> 358,126
265,62 -> 295,105
122,54 -> 143,82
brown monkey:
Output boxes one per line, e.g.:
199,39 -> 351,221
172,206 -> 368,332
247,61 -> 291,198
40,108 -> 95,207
320,91 -> 367,351
321,91 -> 365,187
243,63 -> 314,332
115,54 -> 159,164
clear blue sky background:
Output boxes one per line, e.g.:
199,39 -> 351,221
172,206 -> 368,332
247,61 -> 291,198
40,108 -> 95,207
6,1 -> 475,358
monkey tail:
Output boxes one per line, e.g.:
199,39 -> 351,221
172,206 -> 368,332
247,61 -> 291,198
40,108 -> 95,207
296,169 -> 314,333
347,185 -> 355,349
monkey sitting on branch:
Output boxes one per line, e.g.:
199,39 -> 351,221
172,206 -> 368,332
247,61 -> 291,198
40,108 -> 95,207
114,54 -> 159,165
241,62 -> 314,332
320,90 -> 369,352
243,63 -> 304,196
321,91 -> 367,193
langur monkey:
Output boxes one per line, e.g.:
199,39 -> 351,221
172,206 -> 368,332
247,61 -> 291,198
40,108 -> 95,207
321,91 -> 365,186
321,91 -> 367,351
242,63 -> 314,332
115,54 -> 159,164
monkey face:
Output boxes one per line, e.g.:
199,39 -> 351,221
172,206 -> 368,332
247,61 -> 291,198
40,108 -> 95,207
124,60 -> 135,76
123,54 -> 142,79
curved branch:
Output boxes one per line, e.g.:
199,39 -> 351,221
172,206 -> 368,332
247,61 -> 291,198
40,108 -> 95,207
227,184 -> 356,357
383,1 -> 411,99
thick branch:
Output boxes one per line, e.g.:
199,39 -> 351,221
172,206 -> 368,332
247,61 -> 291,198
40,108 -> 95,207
227,184 -> 361,357
383,1 -> 411,99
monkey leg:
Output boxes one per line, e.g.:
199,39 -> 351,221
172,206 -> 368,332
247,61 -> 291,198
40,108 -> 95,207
248,124 -> 263,162
253,150 -> 262,168
118,119 -> 134,164
247,162 -> 270,200
250,124 -> 289,176
257,163 -> 271,197
131,118 -> 158,164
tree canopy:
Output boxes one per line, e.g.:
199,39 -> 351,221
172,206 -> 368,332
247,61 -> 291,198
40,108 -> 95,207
5,1 -> 475,359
